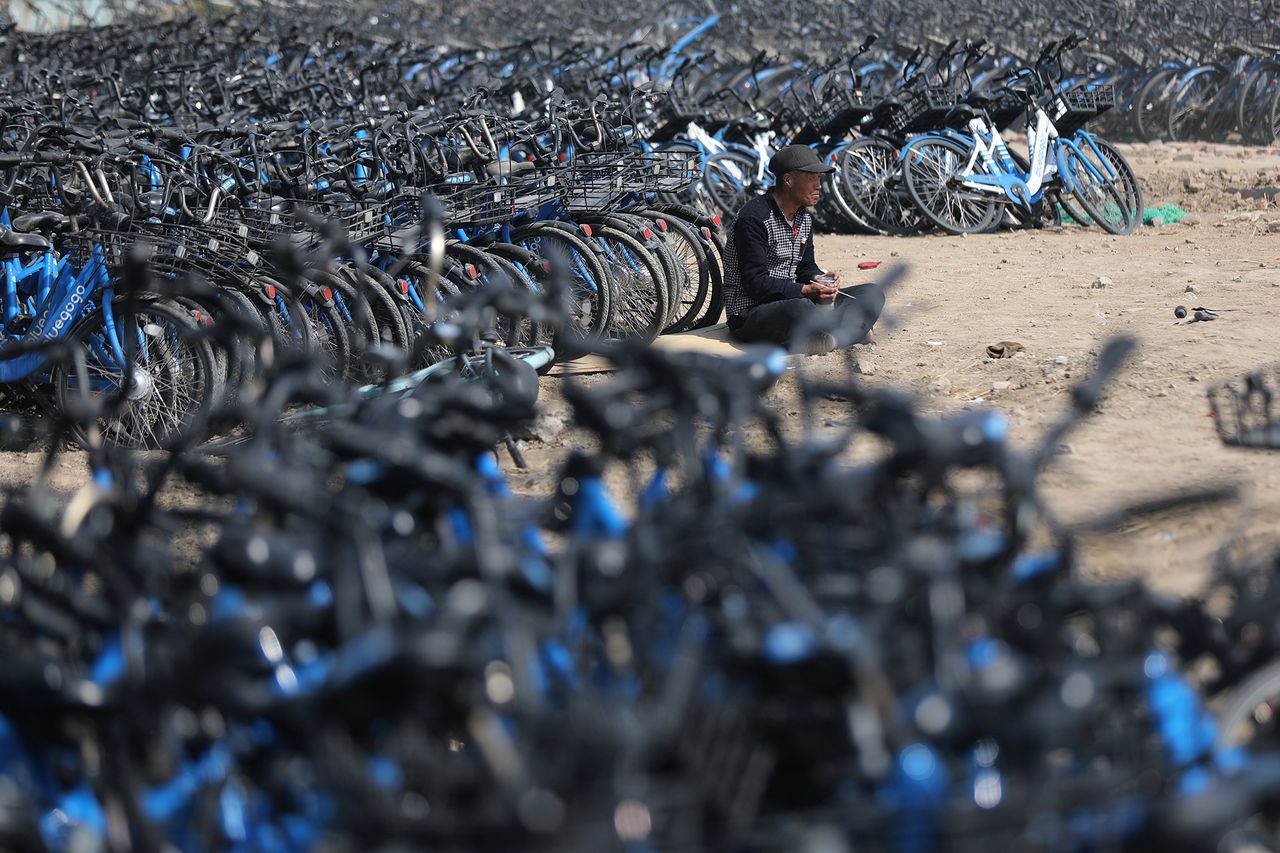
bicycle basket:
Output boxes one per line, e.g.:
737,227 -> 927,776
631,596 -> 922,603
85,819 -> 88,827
560,151 -> 636,211
212,204 -> 293,250
63,225 -> 237,278
901,86 -> 959,133
306,198 -> 392,244
438,180 -> 520,226
648,149 -> 700,192
986,91 -> 1025,130
1208,364 -> 1280,449
1049,84 -> 1115,134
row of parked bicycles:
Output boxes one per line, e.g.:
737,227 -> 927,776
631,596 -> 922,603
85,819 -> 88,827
0,4 -> 1156,447
17,0 -> 1279,148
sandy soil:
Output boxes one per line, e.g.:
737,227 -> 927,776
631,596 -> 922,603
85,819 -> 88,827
7,141 -> 1280,597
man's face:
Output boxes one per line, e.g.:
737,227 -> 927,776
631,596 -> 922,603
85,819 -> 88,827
787,170 -> 822,207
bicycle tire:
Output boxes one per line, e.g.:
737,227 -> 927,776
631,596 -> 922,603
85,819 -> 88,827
1084,137 -> 1144,230
690,224 -> 726,329
902,137 -> 1000,235
1165,66 -> 1228,142
1058,144 -> 1134,236
839,137 -> 926,236
655,215 -> 711,333
700,150 -> 761,219
1131,67 -> 1181,142
1237,61 -> 1280,144
338,263 -> 412,351
592,226 -> 668,342
514,224 -> 613,353
1262,82 -> 1280,146
51,297 -> 217,450
609,212 -> 683,329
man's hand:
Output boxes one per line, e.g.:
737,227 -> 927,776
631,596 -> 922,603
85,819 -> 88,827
801,272 -> 840,304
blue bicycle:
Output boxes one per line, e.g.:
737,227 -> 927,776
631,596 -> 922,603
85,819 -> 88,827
0,217 -> 217,448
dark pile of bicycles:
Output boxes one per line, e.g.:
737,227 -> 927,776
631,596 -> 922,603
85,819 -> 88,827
2,4 -> 1280,850
0,3 -> 1174,449
4,262 -> 1280,850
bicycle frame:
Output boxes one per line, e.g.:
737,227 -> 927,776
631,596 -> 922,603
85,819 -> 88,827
0,249 -> 116,382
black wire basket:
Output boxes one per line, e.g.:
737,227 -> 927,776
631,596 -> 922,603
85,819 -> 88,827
647,148 -> 700,192
436,179 -> 521,225
306,197 -> 393,243
985,90 -> 1026,130
1049,84 -> 1116,135
560,152 -> 643,211
1208,364 -> 1280,449
211,203 -> 292,251
901,86 -> 960,133
62,224 -> 241,278
871,98 -> 912,136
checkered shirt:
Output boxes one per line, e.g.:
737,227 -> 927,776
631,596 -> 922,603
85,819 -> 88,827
722,194 -> 815,319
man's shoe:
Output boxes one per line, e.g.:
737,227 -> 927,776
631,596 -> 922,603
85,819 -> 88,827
805,332 -> 837,355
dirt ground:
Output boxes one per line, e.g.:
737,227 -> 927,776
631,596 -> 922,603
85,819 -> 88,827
509,140 -> 1280,597
5,140 -> 1280,598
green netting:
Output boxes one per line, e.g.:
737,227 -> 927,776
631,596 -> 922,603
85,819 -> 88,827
1142,204 -> 1187,225
1057,203 -> 1187,226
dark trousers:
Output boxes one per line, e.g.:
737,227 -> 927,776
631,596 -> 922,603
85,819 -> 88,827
728,283 -> 886,347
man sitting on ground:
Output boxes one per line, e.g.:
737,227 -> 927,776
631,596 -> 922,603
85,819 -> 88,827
722,145 -> 885,351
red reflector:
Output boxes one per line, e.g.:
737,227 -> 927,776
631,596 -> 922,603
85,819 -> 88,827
267,285 -> 276,299
701,227 -> 712,240
642,228 -> 652,239
322,287 -> 333,301
541,260 -> 551,273
559,153 -> 568,162
398,279 -> 410,293
656,219 -> 668,231
711,215 -> 721,226
580,224 -> 593,237
466,263 -> 478,280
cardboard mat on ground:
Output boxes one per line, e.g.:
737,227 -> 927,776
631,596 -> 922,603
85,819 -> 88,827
547,324 -> 759,375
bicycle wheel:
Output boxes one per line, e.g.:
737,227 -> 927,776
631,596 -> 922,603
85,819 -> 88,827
1237,61 -> 1280,144
338,264 -> 411,351
694,225 -> 726,329
1131,68 -> 1180,142
611,212 -> 682,329
51,298 -> 217,450
314,269 -> 378,381
514,225 -> 613,352
1261,83 -> 1280,146
293,281 -> 353,382
1166,67 -> 1228,142
838,137 -> 925,235
593,226 -> 668,342
700,151 -> 760,219
1058,144 -> 1133,236
902,137 -> 1000,235
821,168 -> 876,234
1076,137 -> 1144,231
655,215 -> 711,333
485,253 -> 545,347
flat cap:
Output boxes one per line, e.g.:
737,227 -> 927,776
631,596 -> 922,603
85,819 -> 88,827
768,144 -> 835,176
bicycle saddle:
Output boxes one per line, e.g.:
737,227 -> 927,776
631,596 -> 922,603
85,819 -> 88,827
944,103 -> 980,124
484,160 -> 537,177
0,226 -> 50,251
10,211 -> 79,233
